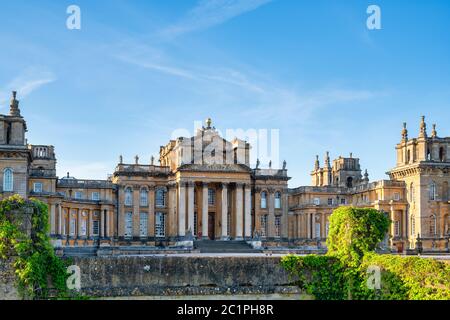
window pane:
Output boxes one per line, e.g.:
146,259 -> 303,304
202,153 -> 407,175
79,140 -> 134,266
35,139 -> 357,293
125,212 -> 133,237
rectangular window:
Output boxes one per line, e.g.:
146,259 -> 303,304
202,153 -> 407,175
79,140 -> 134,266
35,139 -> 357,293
394,221 -> 400,237
327,198 -> 333,206
92,220 -> 99,236
156,189 -> 166,207
69,218 -> 76,236
313,198 -> 320,205
340,198 -> 346,205
124,212 -> 133,238
275,216 -> 281,238
326,222 -> 330,237
208,188 -> 215,206
74,191 -> 83,200
394,193 -> 400,201
81,219 -> 87,236
140,190 -> 148,207
315,223 -> 321,239
139,212 -> 148,237
155,212 -> 166,237
33,182 -> 43,193
92,192 -> 100,201
260,215 -> 268,237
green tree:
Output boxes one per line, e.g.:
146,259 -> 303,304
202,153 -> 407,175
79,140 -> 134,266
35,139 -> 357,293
326,207 -> 390,267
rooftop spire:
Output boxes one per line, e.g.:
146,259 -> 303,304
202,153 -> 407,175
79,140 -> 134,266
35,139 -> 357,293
431,124 -> 437,138
401,122 -> 408,141
419,116 -> 427,138
324,151 -> 331,168
314,155 -> 320,170
9,91 -> 20,117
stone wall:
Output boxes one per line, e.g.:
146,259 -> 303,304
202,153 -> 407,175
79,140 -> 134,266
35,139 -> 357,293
0,259 -> 19,300
71,256 -> 299,297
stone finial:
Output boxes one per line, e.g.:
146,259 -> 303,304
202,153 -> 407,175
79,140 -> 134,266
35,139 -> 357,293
9,91 -> 20,117
350,152 -> 353,158
401,122 -> 408,141
151,155 -> 155,165
431,124 -> 437,138
314,155 -> 320,170
135,155 -> 139,165
419,116 -> 427,138
283,160 -> 287,170
119,155 -> 123,164
364,169 -> 369,182
256,158 -> 260,169
66,172 -> 70,178
269,160 -> 272,169
324,151 -> 331,168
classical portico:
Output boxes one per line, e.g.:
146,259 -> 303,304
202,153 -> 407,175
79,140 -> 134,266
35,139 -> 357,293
175,177 -> 253,241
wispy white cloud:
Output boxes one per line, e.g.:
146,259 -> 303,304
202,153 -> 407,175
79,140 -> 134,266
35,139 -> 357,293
0,67 -> 56,106
159,0 -> 272,39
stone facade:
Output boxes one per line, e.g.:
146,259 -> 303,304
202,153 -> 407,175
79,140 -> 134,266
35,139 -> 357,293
0,91 -> 448,253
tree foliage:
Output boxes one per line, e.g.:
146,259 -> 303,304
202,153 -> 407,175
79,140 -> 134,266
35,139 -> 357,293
281,206 -> 450,300
0,195 -> 76,299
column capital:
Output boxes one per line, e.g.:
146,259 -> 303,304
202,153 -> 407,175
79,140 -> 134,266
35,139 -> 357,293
221,182 -> 229,189
235,182 -> 245,188
202,182 -> 209,188
186,181 -> 195,188
167,182 -> 177,189
244,183 -> 252,190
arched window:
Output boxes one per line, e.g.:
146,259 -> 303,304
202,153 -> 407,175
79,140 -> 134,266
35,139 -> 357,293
429,181 -> 436,201
260,191 -> 267,209
346,177 -> 353,188
430,215 -> 437,236
3,168 -> 13,192
140,188 -> 148,206
274,192 -> 282,209
427,149 -> 431,160
156,188 -> 166,207
124,187 -> 133,206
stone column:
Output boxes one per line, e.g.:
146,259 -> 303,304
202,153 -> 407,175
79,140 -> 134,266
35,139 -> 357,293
50,204 -> 56,235
306,213 -> 311,239
148,186 -> 155,238
202,182 -> 209,240
168,183 -> 177,238
312,213 -> 316,239
77,209 -> 82,238
235,183 -> 244,240
106,210 -> 111,237
244,184 -> 252,239
187,182 -> 195,235
296,214 -> 301,239
390,206 -> 395,246
268,190 -> 275,237
100,209 -> 104,238
88,209 -> 93,238
282,191 -> 289,238
321,213 -> 326,240
221,183 -> 229,240
178,182 -> 186,237
57,205 -> 62,235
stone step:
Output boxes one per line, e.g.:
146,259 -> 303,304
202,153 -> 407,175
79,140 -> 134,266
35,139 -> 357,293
194,240 -> 260,253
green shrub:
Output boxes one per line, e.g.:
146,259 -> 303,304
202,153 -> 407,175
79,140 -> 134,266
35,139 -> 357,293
0,195 -> 81,299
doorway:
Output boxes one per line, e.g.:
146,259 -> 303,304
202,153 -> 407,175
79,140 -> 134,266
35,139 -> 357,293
208,213 -> 215,240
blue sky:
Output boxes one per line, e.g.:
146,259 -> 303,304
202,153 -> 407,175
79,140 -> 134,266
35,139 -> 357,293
0,0 -> 449,186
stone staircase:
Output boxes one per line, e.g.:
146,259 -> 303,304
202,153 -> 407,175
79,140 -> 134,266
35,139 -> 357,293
63,246 -> 98,257
194,240 -> 259,253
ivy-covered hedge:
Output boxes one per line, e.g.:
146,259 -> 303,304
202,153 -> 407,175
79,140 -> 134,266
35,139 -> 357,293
281,207 -> 450,300
361,253 -> 450,300
0,195 -> 77,299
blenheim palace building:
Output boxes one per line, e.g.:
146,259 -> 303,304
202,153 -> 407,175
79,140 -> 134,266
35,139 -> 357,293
1,92 -> 449,253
